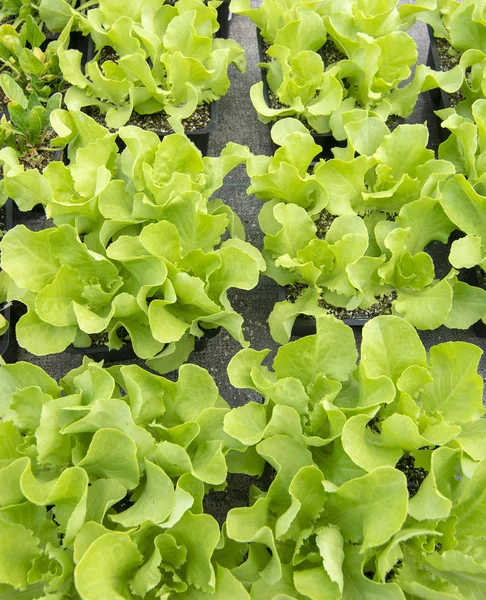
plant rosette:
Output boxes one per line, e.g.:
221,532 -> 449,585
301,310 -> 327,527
434,99 -> 486,330
0,16 -> 71,103
0,89 -> 62,180
233,0 -> 463,137
219,314 -> 486,599
245,118 -> 486,342
419,0 -> 486,116
0,110 -> 265,373
0,357 -> 253,598
56,0 -> 245,131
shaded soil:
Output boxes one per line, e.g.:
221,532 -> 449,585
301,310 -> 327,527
0,88 -> 9,111
97,46 -> 119,66
285,282 -> 396,321
84,102 -> 211,134
321,40 -> 347,67
436,36 -> 461,71
395,454 -> 428,498
435,37 -> 465,107
88,331 -> 109,348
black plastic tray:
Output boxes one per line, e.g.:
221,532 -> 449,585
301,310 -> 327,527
216,0 -> 230,39
256,31 -> 346,160
66,325 -> 221,362
277,285 -> 370,337
0,200 -> 17,363
426,25 -> 452,142
471,266 -> 486,337
85,37 -> 217,155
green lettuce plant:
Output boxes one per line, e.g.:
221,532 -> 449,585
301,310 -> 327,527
57,0 -> 245,129
0,18 -> 68,101
230,0 -> 327,46
0,110 -> 264,372
38,0 -> 98,33
0,89 -> 61,169
234,0 -> 462,135
246,118 -> 486,341
436,98 -> 486,326
0,357 -> 250,598
418,0 -> 486,116
0,0 -> 40,28
221,314 -> 486,599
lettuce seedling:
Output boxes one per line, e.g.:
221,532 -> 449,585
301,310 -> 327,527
0,111 -> 264,372
57,0 -> 245,129
0,0 -> 40,28
246,118 -> 486,340
0,17 -> 68,101
230,0 -> 327,46
222,314 -> 486,599
0,357 -> 248,598
0,88 -> 61,171
418,0 -> 486,115
436,99 -> 486,327
237,0 -> 463,135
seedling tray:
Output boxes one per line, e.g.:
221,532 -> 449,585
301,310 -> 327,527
85,38 -> 217,155
256,31 -> 346,160
0,200 -> 16,363
66,326 -> 221,362
426,25 -> 452,142
472,266 -> 486,337
216,0 -> 231,39
277,286 -> 370,338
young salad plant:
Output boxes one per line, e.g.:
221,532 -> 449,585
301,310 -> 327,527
436,98 -> 486,326
234,0 -> 463,137
246,118 -> 486,342
57,0 -> 245,129
0,357 -> 251,598
0,0 -> 40,27
0,88 -> 61,174
0,109 -> 264,373
418,0 -> 486,115
0,17 -> 68,102
221,314 -> 486,599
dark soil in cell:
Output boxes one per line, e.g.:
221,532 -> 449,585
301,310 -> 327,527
98,46 -> 120,66
0,87 -> 10,110
321,40 -> 347,66
112,492 -> 133,513
285,282 -> 397,320
314,210 -> 336,238
435,37 -> 461,71
395,454 -> 428,498
435,37 -> 466,107
89,331 -> 109,348
84,102 -> 211,133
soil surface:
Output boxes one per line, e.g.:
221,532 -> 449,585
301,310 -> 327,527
321,40 -> 347,66
395,454 -> 428,498
97,46 -> 120,66
435,36 -> 466,107
84,102 -> 212,133
285,282 -> 396,321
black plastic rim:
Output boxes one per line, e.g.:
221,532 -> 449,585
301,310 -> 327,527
0,200 -> 16,362
66,326 -> 222,362
277,285 -> 371,336
472,266 -> 486,337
